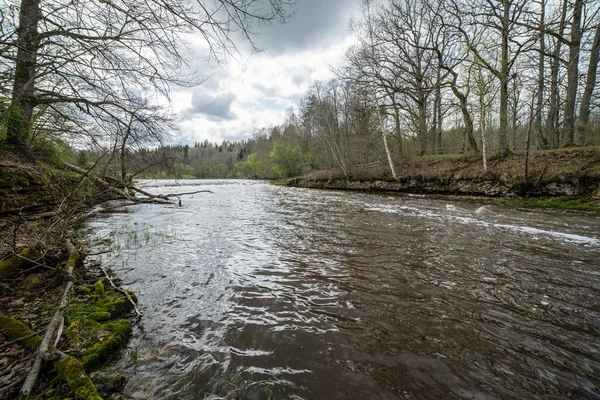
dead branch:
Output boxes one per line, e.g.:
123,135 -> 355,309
20,240 -> 78,397
64,161 -> 212,204
130,186 -> 213,200
100,266 -> 142,324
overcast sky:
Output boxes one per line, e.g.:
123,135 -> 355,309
171,0 -> 363,145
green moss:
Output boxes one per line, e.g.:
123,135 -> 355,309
66,318 -> 82,344
0,313 -> 43,349
67,251 -> 80,269
81,319 -> 132,370
88,312 -> 111,322
97,294 -> 130,316
93,279 -> 105,298
0,246 -> 40,279
69,290 -> 130,322
76,285 -> 91,295
55,356 -> 102,400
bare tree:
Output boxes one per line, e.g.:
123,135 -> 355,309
563,0 -> 584,145
577,17 -> 600,142
1,0 -> 295,154
447,0 -> 535,154
546,0 -> 569,148
534,0 -> 547,147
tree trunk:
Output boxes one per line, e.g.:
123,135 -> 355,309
393,102 -> 403,156
499,0 -> 510,154
435,67 -> 443,154
6,0 -> 41,153
120,119 -> 133,182
382,132 -> 398,180
547,0 -> 568,149
535,0 -> 546,147
576,21 -> 600,144
418,95 -> 428,154
512,99 -> 518,150
449,72 -> 478,152
431,96 -> 438,154
563,0 -> 583,146
480,93 -> 488,173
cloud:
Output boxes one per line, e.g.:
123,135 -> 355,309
253,0 -> 362,54
169,0 -> 363,145
188,90 -> 236,120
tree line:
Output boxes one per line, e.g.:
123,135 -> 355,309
1,0 -> 600,181
137,0 -> 600,180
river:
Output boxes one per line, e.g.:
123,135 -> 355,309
88,179 -> 600,400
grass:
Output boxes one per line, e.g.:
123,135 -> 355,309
503,196 -> 600,211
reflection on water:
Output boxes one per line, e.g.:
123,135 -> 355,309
89,180 -> 600,399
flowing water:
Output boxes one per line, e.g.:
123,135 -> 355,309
89,180 -> 600,400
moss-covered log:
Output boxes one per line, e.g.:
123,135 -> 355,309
56,357 -> 102,400
0,246 -> 40,279
0,312 -> 43,349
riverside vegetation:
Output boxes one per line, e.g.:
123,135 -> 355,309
2,0 -> 600,398
0,157 -> 140,399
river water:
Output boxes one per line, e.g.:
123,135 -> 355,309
89,180 -> 600,400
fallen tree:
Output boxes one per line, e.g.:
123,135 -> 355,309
64,162 -> 213,205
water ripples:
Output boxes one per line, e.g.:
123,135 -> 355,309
89,180 -> 600,399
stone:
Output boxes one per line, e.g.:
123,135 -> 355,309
90,371 -> 127,398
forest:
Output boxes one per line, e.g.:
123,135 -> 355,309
4,0 -> 599,181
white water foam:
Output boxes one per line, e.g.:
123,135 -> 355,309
364,204 -> 599,245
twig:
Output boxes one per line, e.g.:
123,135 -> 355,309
85,250 -> 112,256
100,266 -> 142,324
53,317 -> 64,348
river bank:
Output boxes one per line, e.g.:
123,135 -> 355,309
286,148 -> 600,208
0,157 -> 139,399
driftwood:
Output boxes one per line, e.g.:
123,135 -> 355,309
20,241 -> 78,397
100,266 -> 142,323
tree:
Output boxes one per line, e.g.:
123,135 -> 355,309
577,18 -> 600,143
563,0 -> 583,145
0,0 -> 295,154
270,142 -> 308,178
236,153 -> 266,178
448,0 -> 535,154
546,0 -> 569,148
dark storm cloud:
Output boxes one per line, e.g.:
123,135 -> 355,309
188,90 -> 236,120
256,0 -> 362,54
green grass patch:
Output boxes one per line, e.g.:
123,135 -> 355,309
504,196 -> 600,211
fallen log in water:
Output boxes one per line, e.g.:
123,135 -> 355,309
63,163 -> 212,205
